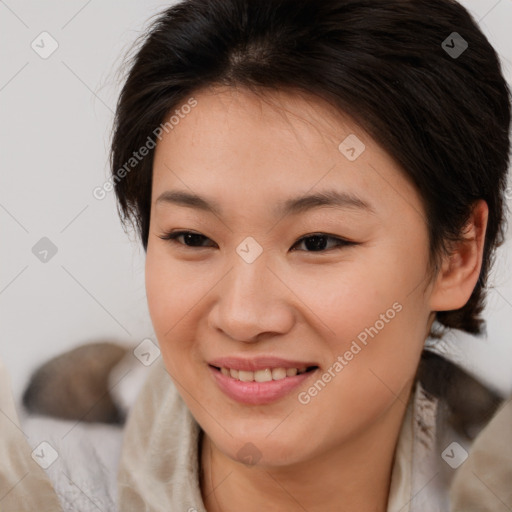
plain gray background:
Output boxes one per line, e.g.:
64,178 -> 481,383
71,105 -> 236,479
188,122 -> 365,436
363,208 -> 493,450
1,0 -> 512,405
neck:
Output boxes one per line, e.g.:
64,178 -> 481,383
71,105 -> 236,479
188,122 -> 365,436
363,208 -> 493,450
200,386 -> 412,512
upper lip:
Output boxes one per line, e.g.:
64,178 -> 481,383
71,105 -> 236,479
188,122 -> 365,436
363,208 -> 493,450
208,356 -> 318,372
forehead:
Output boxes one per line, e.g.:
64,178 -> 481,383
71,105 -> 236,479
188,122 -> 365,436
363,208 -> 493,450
151,85 -> 425,224
155,84 -> 366,163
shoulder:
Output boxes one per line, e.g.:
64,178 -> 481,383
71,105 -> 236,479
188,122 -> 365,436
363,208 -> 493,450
119,355 -> 188,446
118,355 -> 197,469
449,397 -> 512,511
409,373 -> 512,512
117,356 -> 206,511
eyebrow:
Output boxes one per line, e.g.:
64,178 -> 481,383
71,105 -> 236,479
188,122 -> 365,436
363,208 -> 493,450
155,189 -> 376,218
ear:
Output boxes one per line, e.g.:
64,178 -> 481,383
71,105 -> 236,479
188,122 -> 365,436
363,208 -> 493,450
429,199 -> 489,312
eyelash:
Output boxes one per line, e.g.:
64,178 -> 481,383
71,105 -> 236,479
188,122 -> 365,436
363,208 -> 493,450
157,230 -> 357,253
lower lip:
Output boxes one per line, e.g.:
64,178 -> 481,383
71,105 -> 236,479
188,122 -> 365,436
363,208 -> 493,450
209,366 -> 317,405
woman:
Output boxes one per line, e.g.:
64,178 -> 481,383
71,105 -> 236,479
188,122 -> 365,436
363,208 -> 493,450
110,0 -> 511,510
4,0 -> 511,510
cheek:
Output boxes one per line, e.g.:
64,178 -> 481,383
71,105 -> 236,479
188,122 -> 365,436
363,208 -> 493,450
145,251 -> 171,331
145,244 -> 196,328
306,247 -> 429,353
296,310 -> 422,448
289,262 -> 397,343
145,247 -> 207,374
299,266 -> 425,406
145,249 -> 183,356
330,303 -> 424,413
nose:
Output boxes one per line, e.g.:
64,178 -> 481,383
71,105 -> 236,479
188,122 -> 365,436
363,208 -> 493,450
208,255 -> 294,343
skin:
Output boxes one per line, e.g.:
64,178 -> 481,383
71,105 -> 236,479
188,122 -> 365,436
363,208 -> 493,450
145,84 -> 488,512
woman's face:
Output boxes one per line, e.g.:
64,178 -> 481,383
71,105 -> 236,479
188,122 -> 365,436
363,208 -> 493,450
146,85 -> 437,467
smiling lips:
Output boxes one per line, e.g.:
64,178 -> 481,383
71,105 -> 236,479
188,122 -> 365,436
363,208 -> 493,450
208,357 -> 318,405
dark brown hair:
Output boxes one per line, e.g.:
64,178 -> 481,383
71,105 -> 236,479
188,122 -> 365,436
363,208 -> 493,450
110,0 -> 511,432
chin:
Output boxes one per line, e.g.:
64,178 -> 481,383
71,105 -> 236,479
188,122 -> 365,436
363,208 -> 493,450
205,418 -> 315,467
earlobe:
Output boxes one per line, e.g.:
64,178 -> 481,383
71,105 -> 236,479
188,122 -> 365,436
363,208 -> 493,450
429,200 -> 488,313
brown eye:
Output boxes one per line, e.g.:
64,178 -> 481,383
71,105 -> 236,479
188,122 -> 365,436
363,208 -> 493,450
158,231 -> 216,248
290,234 -> 355,253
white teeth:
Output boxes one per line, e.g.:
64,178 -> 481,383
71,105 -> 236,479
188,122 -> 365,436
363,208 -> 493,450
254,369 -> 272,382
238,370 -> 254,382
271,368 -> 287,380
219,366 -> 312,382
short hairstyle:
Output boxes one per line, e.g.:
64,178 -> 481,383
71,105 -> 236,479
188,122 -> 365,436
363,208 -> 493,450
110,0 -> 511,341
